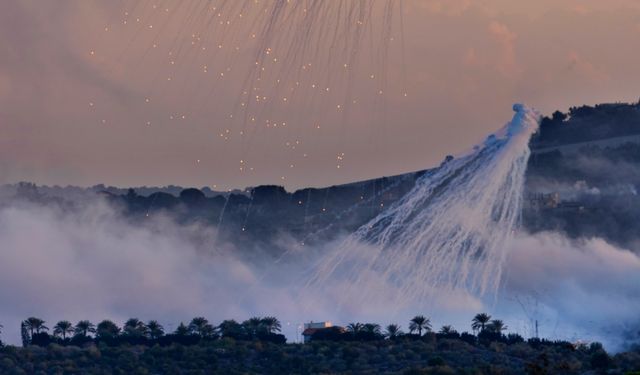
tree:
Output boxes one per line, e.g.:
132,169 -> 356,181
242,317 -> 264,337
346,323 -> 364,334
21,322 -> 30,347
385,324 -> 403,339
74,320 -> 96,337
260,317 -> 281,334
123,318 -> 148,337
23,317 -> 48,337
362,323 -> 382,336
96,320 -> 121,339
174,322 -> 190,336
471,313 -> 491,333
146,320 -> 165,340
439,325 -> 457,335
189,317 -> 216,338
488,320 -> 508,334
53,321 -> 74,340
218,320 -> 245,339
409,315 -> 431,336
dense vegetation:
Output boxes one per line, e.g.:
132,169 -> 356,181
1,314 -> 639,374
535,101 -> 640,148
500,100 -> 640,251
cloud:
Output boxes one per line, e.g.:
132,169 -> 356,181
566,51 -> 609,83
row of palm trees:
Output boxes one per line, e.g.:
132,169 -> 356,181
14,313 -> 507,343
19,316 -> 282,342
345,313 -> 508,339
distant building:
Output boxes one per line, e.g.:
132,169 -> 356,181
527,192 -> 560,209
301,322 -> 333,343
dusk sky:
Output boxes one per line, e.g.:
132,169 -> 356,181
2,0 -> 640,190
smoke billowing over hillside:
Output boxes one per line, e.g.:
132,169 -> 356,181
1,190 -> 639,351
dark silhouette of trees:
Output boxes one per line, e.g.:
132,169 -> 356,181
488,319 -> 508,334
174,322 -> 190,336
123,318 -> 148,337
438,325 -> 455,335
74,320 -> 96,338
242,317 -> 264,338
260,316 -> 281,334
23,317 -> 48,337
346,323 -> 364,334
409,315 -> 431,336
189,317 -> 216,338
363,323 -> 382,335
385,324 -> 402,339
4,312 -> 624,375
146,320 -> 164,340
53,321 -> 74,340
471,313 -> 491,333
218,320 -> 245,340
96,320 -> 121,339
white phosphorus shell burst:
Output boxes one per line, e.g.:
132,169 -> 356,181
307,104 -> 541,309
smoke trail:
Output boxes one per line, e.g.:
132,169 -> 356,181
308,104 -> 541,308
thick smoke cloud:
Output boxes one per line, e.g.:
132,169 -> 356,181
0,197 -> 320,344
1,196 -> 639,351
500,233 -> 640,351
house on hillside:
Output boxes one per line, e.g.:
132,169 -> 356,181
301,322 -> 337,343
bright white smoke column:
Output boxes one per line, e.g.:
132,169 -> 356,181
309,104 -> 541,308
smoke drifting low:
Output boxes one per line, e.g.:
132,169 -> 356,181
501,233 -> 640,350
0,197 -> 318,344
1,195 -> 639,351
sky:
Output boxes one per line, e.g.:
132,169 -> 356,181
2,0 -> 640,190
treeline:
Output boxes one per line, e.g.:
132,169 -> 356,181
0,314 -> 631,374
308,314 -> 570,349
15,316 -> 285,348
534,101 -> 640,148
3,312 -> 592,352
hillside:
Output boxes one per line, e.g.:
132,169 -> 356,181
3,101 -> 640,254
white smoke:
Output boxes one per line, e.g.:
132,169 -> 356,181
499,232 -> 640,351
307,104 -> 540,305
0,192 -> 639,351
0,198 -> 328,345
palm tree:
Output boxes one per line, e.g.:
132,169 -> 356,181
471,313 -> 492,333
189,317 -> 215,338
385,324 -> 403,339
174,322 -> 190,336
123,318 -> 148,337
96,320 -> 120,339
488,320 -> 508,334
146,320 -> 165,339
363,323 -> 382,335
23,317 -> 48,337
242,317 -> 264,337
218,320 -> 245,339
260,317 -> 281,334
409,315 -> 431,336
74,320 -> 96,337
346,322 -> 364,334
439,325 -> 458,335
53,321 -> 74,339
